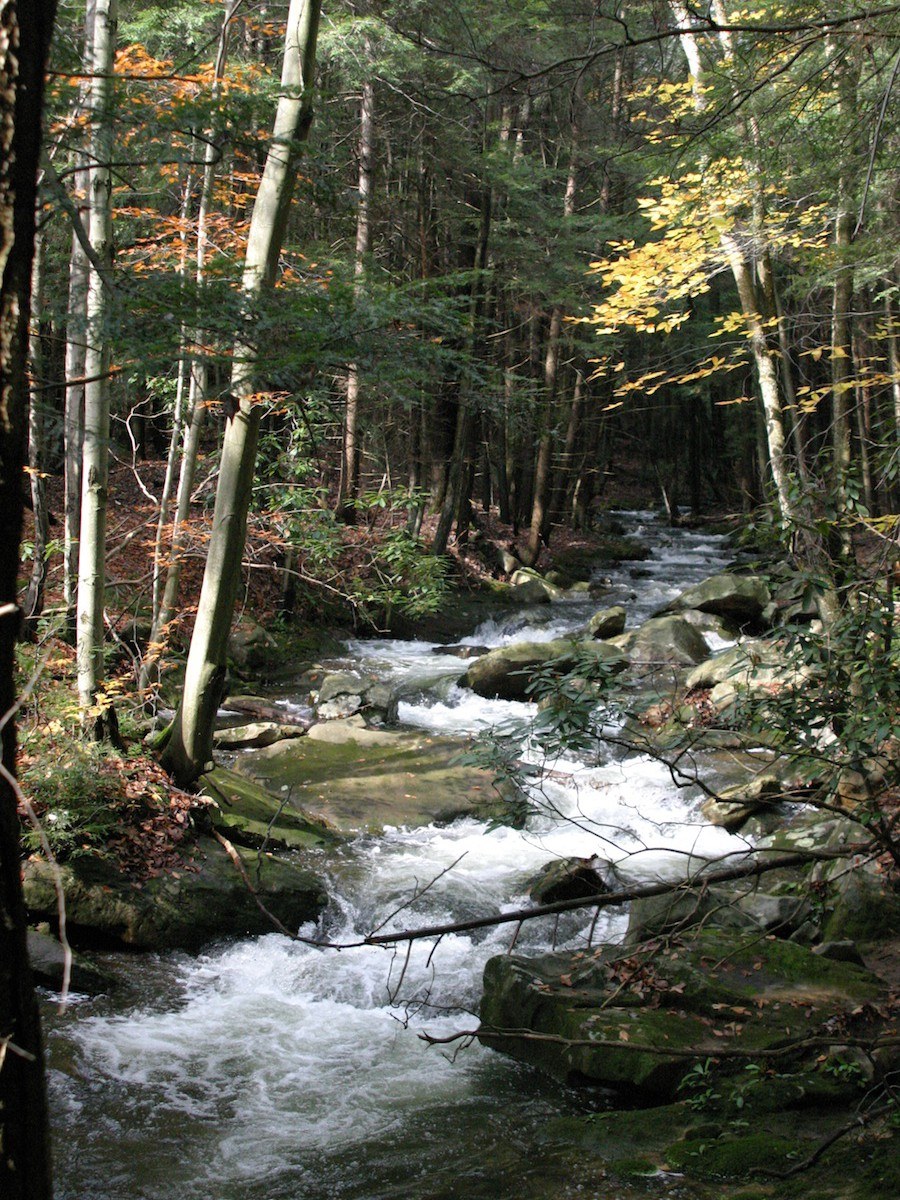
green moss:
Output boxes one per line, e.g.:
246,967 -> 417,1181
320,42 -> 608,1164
665,1132 -> 799,1179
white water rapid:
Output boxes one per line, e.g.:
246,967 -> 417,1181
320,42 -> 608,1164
44,513 -> 754,1200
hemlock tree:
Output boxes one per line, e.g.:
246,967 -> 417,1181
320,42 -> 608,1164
162,0 -> 322,786
0,3 -> 57,1196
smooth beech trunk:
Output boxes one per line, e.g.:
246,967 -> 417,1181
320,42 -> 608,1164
162,0 -> 322,786
75,0 -> 117,736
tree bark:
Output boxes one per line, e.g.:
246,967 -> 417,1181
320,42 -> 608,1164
75,0 -> 117,737
0,4 -> 57,1196
62,0 -> 95,635
338,57 -> 375,522
162,0 -> 322,786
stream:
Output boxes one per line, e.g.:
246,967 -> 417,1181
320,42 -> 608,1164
44,512 -> 757,1200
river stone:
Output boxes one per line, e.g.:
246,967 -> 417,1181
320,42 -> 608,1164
586,605 -> 627,639
478,930 -> 885,1101
509,578 -> 552,604
463,638 -> 627,701
201,765 -> 338,849
27,929 -> 116,994
22,837 -> 328,952
228,621 -> 278,671
662,573 -> 771,624
434,644 -> 489,659
213,721 -> 307,749
233,728 -> 505,833
528,856 -> 616,905
611,615 -> 709,668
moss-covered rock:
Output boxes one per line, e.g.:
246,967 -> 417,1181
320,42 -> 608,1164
478,930 -> 885,1102
663,574 -> 771,625
23,836 -> 328,952
611,615 -> 710,668
462,638 -> 626,701
200,765 -> 339,849
233,725 -> 509,833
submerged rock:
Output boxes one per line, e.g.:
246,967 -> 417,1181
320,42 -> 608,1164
23,837 -> 328,952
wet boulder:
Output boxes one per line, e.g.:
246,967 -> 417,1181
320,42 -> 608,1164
463,638 -> 627,701
213,721 -> 308,750
23,837 -> 328,953
661,573 -> 771,626
611,615 -> 709,669
586,605 -> 627,640
528,856 -> 617,905
479,929 -> 885,1102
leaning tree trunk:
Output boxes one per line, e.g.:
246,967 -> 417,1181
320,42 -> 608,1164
140,0 -> 239,697
162,0 -> 322,787
0,6 -> 57,1198
75,0 -> 118,739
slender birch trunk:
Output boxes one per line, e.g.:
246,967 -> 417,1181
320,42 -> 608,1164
338,53 -> 375,522
162,0 -> 322,785
76,0 -> 118,737
63,0 -> 96,633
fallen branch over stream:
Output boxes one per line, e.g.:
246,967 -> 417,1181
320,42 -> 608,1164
362,846 -> 861,946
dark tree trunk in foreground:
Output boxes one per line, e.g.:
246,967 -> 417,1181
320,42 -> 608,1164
0,4 -> 57,1197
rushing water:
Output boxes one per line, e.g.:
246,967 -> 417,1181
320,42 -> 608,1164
44,513 -> 753,1200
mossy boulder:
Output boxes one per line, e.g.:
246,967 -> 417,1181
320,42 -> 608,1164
462,638 -> 627,701
233,723 -> 508,833
662,573 -> 771,625
611,615 -> 710,669
23,836 -> 328,952
200,765 -> 338,849
478,929 -> 885,1102
586,605 -> 627,640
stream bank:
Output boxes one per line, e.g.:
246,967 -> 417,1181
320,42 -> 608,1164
33,511 -> 899,1199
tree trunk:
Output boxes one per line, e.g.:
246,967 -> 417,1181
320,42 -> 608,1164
338,61 -> 375,522
162,0 -> 322,787
140,1 -> 238,697
23,234 -> 49,633
75,0 -> 118,739
62,0 -> 95,635
0,4 -> 57,1196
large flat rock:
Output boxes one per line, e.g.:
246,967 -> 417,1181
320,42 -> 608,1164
233,723 -> 503,833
